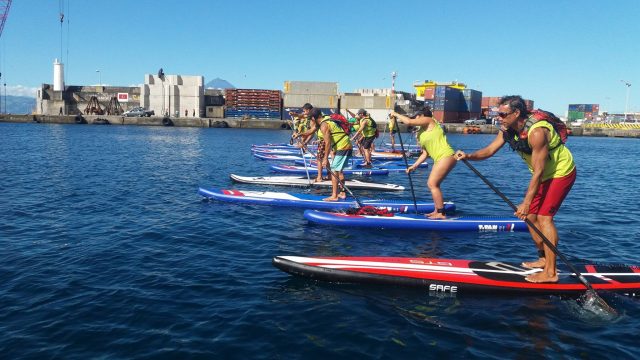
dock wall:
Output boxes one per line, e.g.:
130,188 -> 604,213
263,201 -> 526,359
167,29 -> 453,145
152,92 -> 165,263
2,114 -> 640,138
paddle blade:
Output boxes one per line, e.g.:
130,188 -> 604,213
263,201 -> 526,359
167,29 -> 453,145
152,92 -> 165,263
578,290 -> 618,318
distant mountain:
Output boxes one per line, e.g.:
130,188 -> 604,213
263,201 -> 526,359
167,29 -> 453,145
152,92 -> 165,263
205,78 -> 235,89
2,95 -> 36,114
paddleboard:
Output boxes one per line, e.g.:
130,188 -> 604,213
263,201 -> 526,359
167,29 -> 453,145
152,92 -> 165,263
303,210 -> 527,232
199,187 -> 454,213
229,174 -> 405,191
384,142 -> 421,149
295,159 -> 428,169
270,164 -> 389,176
255,153 -> 315,161
252,148 -> 312,155
252,144 -> 317,151
273,256 -> 640,296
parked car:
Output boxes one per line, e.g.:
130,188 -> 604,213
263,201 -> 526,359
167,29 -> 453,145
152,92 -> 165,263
464,119 -> 487,125
123,107 -> 155,117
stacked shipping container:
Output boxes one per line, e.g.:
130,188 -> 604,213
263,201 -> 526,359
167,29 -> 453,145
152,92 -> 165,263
224,89 -> 282,119
282,81 -> 339,118
481,96 -> 534,121
568,104 -> 599,121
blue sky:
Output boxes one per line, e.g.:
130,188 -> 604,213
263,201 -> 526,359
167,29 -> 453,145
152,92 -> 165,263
0,0 -> 638,114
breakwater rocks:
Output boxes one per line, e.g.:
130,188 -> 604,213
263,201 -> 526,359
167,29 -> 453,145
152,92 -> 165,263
2,114 -> 640,138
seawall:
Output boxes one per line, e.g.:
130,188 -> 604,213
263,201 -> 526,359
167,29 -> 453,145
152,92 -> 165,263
2,114 -> 640,138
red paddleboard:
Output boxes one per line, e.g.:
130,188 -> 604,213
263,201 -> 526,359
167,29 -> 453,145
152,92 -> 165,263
273,256 -> 640,296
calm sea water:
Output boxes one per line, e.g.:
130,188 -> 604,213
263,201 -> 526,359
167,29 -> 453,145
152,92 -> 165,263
1,122 -> 640,359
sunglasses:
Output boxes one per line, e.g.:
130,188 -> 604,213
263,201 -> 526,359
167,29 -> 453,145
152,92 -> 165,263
497,111 -> 514,118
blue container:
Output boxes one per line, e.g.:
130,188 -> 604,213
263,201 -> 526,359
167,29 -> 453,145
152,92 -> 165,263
434,89 -> 463,111
225,108 -> 281,119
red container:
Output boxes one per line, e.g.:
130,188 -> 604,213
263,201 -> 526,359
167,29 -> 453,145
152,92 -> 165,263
482,97 -> 501,107
423,87 -> 435,100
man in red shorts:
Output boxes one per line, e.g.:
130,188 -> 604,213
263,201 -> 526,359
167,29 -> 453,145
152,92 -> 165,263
455,95 -> 576,283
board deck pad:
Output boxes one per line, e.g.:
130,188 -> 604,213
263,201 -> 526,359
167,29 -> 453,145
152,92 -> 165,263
273,256 -> 640,296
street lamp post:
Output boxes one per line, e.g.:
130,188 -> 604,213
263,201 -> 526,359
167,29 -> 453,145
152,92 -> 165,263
621,80 -> 631,119
96,70 -> 101,87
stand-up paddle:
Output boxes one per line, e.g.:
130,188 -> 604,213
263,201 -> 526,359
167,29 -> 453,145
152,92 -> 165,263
300,147 -> 312,185
461,158 -> 616,316
389,71 -> 419,215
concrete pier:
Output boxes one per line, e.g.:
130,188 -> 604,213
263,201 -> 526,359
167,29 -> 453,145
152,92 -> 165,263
2,114 -> 640,138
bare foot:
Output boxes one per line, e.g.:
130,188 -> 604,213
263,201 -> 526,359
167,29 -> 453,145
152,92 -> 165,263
425,210 -> 437,218
323,196 -> 339,202
313,178 -> 324,183
338,192 -> 347,200
427,213 -> 447,220
525,272 -> 559,283
521,258 -> 546,269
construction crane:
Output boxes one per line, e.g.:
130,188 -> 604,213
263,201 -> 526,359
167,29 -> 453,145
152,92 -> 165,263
0,0 -> 11,39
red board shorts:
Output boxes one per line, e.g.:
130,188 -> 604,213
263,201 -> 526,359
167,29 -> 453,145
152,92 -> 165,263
529,168 -> 577,216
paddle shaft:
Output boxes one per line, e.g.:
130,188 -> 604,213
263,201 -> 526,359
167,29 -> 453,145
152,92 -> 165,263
389,72 -> 419,215
461,159 -> 595,291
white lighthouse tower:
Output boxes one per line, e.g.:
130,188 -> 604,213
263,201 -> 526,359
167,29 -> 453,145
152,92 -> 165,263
53,58 -> 64,91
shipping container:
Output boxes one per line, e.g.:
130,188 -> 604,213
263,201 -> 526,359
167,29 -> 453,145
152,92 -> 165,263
434,86 -> 463,111
458,112 -> 471,121
462,89 -> 482,100
423,87 -> 435,100
423,100 -> 434,110
224,89 -> 281,110
283,94 -> 338,109
284,81 -> 338,95
224,108 -> 281,119
568,111 -> 584,121
432,110 -> 460,123
340,94 -> 390,110
482,97 -> 501,108
568,104 -> 599,115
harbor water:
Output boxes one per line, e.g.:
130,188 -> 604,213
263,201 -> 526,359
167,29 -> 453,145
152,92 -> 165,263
1,123 -> 640,359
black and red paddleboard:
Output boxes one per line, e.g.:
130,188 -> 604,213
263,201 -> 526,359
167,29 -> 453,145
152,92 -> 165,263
273,256 -> 640,296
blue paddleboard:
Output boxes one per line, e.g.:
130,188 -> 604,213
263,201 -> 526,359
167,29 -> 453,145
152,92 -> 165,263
303,210 -> 527,232
199,188 -> 455,213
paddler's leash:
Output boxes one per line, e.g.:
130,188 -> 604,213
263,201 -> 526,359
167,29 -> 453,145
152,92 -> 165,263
461,159 -> 616,315
392,115 -> 419,215
304,146 -> 364,208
